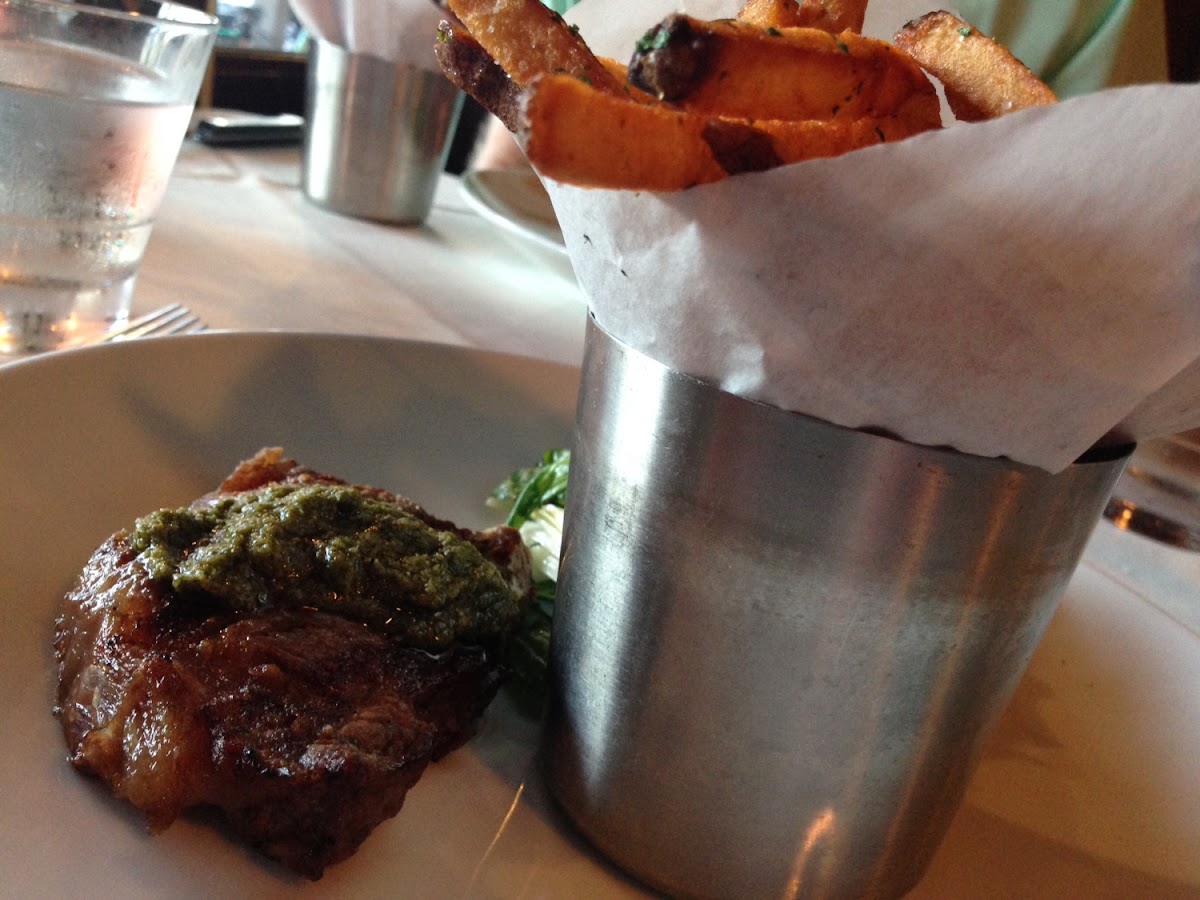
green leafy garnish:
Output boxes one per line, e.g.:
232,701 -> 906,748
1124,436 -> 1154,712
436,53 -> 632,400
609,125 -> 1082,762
491,448 -> 571,528
489,449 -> 571,716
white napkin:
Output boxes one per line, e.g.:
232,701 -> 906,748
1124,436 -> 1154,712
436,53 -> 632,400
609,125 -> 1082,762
551,0 -> 1200,473
288,0 -> 444,68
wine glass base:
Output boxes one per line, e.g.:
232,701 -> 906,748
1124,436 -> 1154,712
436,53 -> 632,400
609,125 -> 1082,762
1103,431 -> 1200,552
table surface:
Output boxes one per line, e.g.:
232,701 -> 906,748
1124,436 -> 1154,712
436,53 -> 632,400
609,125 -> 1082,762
135,139 -> 588,368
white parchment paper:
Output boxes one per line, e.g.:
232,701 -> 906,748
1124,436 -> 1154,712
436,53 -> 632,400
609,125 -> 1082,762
549,0 -> 1200,472
289,0 -> 443,68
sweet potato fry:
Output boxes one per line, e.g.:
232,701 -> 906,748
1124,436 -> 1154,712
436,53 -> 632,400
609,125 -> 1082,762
520,74 -> 726,190
706,113 -> 932,172
762,108 -> 936,161
816,0 -> 869,32
598,56 -> 657,102
892,11 -> 1056,121
738,0 -> 868,34
443,0 -> 625,95
520,73 -> 935,191
627,15 -> 940,131
434,21 -> 521,130
737,0 -> 826,30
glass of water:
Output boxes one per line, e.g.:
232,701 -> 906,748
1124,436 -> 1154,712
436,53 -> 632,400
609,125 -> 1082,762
1105,427 -> 1200,550
0,0 -> 217,355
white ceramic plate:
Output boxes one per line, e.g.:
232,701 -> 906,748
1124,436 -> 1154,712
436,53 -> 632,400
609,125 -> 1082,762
460,169 -> 567,257
1,333 -> 1198,898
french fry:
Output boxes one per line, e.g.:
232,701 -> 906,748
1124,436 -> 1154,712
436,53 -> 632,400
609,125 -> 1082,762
737,0 -> 829,31
433,19 -> 649,129
520,73 -> 935,191
598,56 -> 658,102
443,0 -> 626,96
627,15 -> 940,131
738,0 -> 869,34
709,112 -> 933,172
815,0 -> 870,32
520,74 -> 726,191
435,2 -> 1051,192
892,11 -> 1056,121
434,21 -> 521,131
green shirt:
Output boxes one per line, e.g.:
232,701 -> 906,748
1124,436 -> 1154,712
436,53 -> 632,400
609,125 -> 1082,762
955,0 -> 1168,96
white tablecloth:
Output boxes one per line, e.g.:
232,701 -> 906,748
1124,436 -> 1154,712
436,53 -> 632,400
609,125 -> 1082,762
135,140 -> 587,367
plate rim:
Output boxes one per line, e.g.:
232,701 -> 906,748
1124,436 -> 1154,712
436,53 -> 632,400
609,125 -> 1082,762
460,168 -> 568,257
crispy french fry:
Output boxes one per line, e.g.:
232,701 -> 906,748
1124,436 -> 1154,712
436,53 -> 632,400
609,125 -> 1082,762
760,107 -> 936,162
737,0 -> 827,30
520,73 -> 935,191
444,0 -> 626,95
816,0 -> 869,32
520,74 -> 726,190
598,56 -> 658,102
705,113 -> 933,173
738,0 -> 868,33
438,2 -> 1044,192
892,11 -> 1056,121
434,21 -> 521,131
627,15 -> 940,131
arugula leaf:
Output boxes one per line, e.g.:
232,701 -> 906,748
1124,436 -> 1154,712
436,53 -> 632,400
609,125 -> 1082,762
490,449 -> 570,716
491,448 -> 570,526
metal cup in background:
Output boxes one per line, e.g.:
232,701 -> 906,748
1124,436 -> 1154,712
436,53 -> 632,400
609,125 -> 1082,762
301,40 -> 463,225
546,317 -> 1131,900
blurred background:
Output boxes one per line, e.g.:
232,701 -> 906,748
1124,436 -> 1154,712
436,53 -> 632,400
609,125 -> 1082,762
181,0 -> 486,173
185,0 -> 307,116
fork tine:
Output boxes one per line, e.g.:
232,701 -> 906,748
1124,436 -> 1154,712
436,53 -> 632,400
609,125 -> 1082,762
157,312 -> 204,336
123,305 -> 193,339
104,303 -> 183,340
103,304 -> 205,342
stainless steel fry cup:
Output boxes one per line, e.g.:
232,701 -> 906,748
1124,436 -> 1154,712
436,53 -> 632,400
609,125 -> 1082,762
301,40 -> 462,225
546,318 -> 1131,900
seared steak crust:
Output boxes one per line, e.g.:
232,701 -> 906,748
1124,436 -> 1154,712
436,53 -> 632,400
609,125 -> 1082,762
54,449 -> 529,879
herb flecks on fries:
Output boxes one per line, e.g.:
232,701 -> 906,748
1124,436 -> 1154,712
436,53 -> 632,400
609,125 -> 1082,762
437,0 -> 1056,190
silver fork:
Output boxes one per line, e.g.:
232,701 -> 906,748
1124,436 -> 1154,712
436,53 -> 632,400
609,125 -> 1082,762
102,303 -> 205,342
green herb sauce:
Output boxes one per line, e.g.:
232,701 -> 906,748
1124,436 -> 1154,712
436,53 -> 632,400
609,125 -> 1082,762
130,483 -> 523,650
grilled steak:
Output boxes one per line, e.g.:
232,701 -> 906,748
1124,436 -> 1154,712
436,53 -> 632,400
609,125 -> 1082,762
54,448 -> 532,879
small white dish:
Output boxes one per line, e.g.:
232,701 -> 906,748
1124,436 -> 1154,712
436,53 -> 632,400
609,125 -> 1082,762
461,168 -> 570,262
